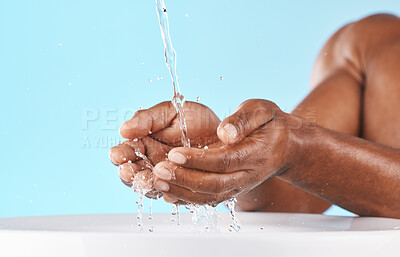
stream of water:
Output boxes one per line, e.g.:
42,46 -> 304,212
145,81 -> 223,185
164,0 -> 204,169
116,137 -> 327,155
155,0 -> 190,148
128,0 -> 240,233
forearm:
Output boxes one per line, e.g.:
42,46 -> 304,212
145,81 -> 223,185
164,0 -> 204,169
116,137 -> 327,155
279,123 -> 400,218
236,177 -> 331,213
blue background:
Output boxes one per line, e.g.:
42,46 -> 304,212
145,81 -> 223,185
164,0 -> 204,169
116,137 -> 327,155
1,0 -> 399,218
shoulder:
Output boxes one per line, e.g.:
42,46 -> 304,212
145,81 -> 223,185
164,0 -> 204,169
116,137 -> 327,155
310,14 -> 400,88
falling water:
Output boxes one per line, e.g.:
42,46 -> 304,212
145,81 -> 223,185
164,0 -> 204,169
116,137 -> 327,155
149,199 -> 155,232
227,198 -> 241,232
186,204 -> 219,233
129,144 -> 155,232
155,0 -> 190,148
153,0 -> 241,232
136,194 -> 145,232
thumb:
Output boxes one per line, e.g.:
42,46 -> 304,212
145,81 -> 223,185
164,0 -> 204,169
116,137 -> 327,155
120,101 -> 177,139
217,99 -> 280,144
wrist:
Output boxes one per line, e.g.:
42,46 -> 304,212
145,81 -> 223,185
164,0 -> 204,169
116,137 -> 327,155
276,113 -> 319,178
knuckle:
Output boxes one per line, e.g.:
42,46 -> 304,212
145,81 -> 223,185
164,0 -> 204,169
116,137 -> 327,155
218,150 -> 232,171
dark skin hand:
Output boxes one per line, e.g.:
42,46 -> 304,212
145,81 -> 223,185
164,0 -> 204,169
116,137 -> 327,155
109,101 -> 223,202
110,14 -> 400,218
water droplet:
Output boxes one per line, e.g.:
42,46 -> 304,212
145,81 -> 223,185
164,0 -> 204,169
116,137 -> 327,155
133,138 -> 138,142
157,76 -> 163,80
141,62 -> 145,65
149,131 -> 152,134
204,146 -> 208,150
219,76 -> 224,80
149,226 -> 154,232
185,13 -> 189,18
196,96 -> 200,101
148,79 -> 153,83
139,106 -> 143,110
58,43 -> 62,47
68,82 -> 72,86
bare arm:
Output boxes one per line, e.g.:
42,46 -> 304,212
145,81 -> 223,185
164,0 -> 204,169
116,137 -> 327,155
150,14 -> 400,218
235,14 -> 400,213
280,121 -> 400,218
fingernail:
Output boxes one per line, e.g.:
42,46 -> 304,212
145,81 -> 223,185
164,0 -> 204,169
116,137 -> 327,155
224,123 -> 238,138
169,152 -> 187,164
164,195 -> 178,203
154,167 -> 172,180
155,180 -> 169,191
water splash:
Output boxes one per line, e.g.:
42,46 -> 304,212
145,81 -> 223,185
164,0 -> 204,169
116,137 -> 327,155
186,204 -> 219,233
227,198 -> 241,232
134,147 -> 154,170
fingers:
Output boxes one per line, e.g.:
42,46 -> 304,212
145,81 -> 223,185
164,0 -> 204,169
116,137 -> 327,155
163,194 -> 180,204
154,181 -> 236,206
140,136 -> 172,164
132,168 -> 154,193
167,141 -> 253,173
145,189 -> 163,200
118,163 -> 153,192
109,140 -> 145,166
163,194 -> 186,205
120,101 -> 177,139
151,101 -> 221,147
118,162 -> 142,184
153,161 -> 249,194
118,162 -> 162,199
217,99 -> 280,145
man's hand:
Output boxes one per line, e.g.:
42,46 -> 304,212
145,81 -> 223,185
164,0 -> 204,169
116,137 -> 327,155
109,101 -> 221,199
152,99 -> 304,205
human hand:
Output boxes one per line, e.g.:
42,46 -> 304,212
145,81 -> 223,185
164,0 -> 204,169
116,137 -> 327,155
152,99 -> 305,205
109,101 -> 221,199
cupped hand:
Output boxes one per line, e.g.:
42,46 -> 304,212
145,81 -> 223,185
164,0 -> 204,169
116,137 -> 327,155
109,101 -> 221,199
152,99 -> 304,205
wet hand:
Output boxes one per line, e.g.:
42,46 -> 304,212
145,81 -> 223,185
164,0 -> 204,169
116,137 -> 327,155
109,101 -> 221,199
152,99 -> 302,205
